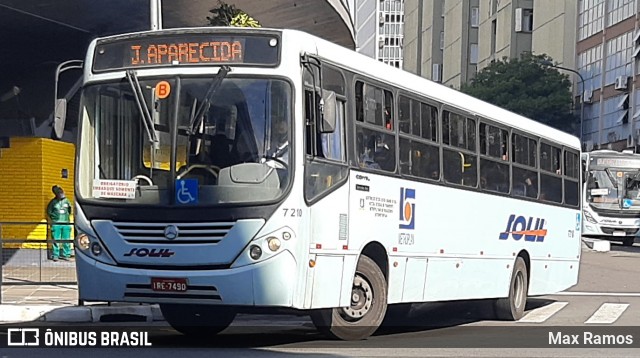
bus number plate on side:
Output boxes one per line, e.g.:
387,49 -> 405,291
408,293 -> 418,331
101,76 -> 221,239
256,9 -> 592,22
151,278 -> 188,292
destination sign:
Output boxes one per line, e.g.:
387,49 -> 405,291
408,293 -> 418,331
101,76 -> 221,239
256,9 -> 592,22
595,158 -> 640,168
93,33 -> 279,72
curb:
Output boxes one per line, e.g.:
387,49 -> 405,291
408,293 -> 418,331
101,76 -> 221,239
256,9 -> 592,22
0,304 -> 164,324
582,238 -> 611,252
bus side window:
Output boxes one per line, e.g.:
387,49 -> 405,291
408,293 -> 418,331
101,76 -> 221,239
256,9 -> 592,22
461,154 -> 478,187
443,148 -> 463,184
355,81 -> 364,123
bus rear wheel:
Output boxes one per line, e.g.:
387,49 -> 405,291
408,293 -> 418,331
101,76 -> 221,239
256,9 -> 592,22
494,257 -> 528,320
160,304 -> 236,338
310,255 -> 388,340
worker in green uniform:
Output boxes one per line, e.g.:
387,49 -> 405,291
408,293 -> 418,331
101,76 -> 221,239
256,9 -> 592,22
47,185 -> 73,261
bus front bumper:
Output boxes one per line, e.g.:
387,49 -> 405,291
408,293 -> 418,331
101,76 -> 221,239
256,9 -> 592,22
75,249 -> 297,307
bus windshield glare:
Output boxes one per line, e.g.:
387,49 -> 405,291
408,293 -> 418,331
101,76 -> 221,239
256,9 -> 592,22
586,168 -> 640,210
77,76 -> 292,206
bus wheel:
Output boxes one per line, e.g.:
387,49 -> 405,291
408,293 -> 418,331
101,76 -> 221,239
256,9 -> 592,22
160,304 -> 236,337
494,257 -> 528,320
622,237 -> 635,246
310,255 -> 388,340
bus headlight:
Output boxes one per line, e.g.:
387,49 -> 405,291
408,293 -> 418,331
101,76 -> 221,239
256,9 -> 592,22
584,211 -> 597,224
91,242 -> 102,256
77,234 -> 91,250
267,237 -> 281,252
249,245 -> 262,260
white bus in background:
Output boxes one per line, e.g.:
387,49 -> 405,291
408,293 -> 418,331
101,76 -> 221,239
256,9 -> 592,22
582,149 -> 640,246
58,27 -> 582,341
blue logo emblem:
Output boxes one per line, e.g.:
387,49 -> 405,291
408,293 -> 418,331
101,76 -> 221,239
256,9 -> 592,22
399,187 -> 415,230
176,179 -> 198,205
576,213 -> 581,231
499,214 -> 547,242
623,199 -> 633,208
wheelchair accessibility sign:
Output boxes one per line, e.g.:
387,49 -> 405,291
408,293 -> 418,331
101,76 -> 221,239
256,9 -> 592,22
176,179 -> 198,205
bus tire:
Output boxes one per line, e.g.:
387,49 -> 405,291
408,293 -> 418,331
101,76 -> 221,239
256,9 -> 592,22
309,255 -> 388,340
494,257 -> 528,320
160,304 -> 236,337
622,237 -> 635,246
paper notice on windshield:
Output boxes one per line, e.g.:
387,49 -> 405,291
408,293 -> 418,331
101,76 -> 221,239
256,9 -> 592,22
590,188 -> 609,196
93,179 -> 137,199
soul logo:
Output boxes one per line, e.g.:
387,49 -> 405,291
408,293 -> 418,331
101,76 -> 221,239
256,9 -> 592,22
399,188 -> 416,230
499,214 -> 547,242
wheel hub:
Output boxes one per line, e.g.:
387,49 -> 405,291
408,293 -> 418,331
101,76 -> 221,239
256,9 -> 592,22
341,275 -> 373,320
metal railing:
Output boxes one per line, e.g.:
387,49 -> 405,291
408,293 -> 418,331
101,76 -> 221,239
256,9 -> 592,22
0,221 -> 77,303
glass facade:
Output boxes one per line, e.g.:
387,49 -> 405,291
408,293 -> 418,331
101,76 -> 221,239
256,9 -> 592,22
578,0 -> 604,41
583,101 -> 601,144
577,0 -> 639,150
606,0 -> 635,26
378,0 -> 405,68
578,44 -> 603,93
604,31 -> 633,86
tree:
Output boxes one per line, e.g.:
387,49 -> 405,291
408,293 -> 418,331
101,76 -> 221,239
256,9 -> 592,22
460,53 -> 578,134
207,1 -> 261,28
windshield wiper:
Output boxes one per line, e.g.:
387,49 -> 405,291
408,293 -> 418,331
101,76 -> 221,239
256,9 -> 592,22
126,70 -> 158,144
604,169 -> 619,190
188,65 -> 231,134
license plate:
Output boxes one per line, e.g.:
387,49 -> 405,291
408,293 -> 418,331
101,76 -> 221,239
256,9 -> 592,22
151,277 -> 188,292
613,231 -> 626,237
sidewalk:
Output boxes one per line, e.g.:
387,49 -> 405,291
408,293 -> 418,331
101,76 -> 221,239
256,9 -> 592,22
0,284 -> 163,323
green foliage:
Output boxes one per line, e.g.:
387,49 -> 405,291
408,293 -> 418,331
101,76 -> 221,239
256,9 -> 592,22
230,12 -> 261,28
460,53 -> 578,134
207,1 -> 261,27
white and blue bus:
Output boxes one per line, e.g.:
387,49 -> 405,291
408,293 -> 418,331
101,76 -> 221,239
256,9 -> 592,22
63,27 -> 582,340
582,149 -> 640,246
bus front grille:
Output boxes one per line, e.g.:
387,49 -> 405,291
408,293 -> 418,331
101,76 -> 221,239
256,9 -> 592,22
601,227 -> 639,235
113,222 -> 235,244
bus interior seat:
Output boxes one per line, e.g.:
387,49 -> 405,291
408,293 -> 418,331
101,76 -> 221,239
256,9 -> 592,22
209,134 -> 233,167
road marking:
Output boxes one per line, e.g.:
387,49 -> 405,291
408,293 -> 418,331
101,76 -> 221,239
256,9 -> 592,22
552,291 -> 640,297
519,301 -> 568,323
585,303 -> 629,324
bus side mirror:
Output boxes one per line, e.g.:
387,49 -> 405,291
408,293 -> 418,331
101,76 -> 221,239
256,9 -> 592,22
319,90 -> 336,133
53,98 -> 67,139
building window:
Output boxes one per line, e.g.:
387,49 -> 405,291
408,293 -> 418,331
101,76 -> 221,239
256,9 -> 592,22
578,0 -> 604,41
491,20 -> 497,55
470,44 -> 478,64
515,8 -> 533,32
606,0 -> 635,27
432,64 -> 442,82
604,31 -> 633,86
577,45 -> 602,94
471,7 -> 479,27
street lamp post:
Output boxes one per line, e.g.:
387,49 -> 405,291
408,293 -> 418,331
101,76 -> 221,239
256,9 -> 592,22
540,60 -> 585,147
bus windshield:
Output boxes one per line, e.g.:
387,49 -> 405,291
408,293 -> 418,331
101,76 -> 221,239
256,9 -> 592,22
77,76 -> 292,206
586,168 -> 640,211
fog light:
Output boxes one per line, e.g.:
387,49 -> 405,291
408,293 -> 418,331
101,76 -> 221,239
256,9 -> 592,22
267,237 -> 281,252
91,242 -> 102,256
282,231 -> 291,240
249,245 -> 262,260
77,234 -> 90,250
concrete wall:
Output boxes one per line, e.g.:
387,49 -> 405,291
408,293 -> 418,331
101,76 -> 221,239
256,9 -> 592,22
403,0 -> 442,81
532,0 -> 576,66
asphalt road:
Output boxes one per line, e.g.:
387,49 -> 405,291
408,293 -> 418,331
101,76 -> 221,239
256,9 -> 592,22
2,241 -> 639,357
